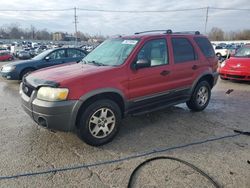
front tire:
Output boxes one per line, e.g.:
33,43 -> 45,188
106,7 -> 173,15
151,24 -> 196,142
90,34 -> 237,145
186,81 -> 211,111
77,99 -> 121,146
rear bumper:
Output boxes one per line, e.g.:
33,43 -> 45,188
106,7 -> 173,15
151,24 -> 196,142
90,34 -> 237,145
219,69 -> 250,81
21,89 -> 80,131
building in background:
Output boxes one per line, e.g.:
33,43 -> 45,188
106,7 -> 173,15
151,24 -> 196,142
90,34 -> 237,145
52,32 -> 65,41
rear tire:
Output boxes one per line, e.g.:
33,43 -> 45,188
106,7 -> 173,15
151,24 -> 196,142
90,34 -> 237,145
186,81 -> 211,111
77,99 -> 121,146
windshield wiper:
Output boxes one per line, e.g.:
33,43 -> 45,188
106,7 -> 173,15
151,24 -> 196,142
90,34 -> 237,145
80,60 -> 106,66
80,59 -> 88,64
88,60 -> 106,66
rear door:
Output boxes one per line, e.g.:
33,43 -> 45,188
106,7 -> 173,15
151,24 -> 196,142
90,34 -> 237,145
168,36 -> 199,90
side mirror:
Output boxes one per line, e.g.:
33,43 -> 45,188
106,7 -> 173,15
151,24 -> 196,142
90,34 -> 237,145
131,59 -> 150,70
45,56 -> 50,61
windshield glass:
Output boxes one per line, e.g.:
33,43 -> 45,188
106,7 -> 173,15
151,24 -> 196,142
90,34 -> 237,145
82,38 -> 139,66
235,46 -> 250,57
32,49 -> 53,60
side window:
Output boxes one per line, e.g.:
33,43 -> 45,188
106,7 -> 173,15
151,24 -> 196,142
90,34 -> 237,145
215,46 -> 222,49
172,38 -> 196,63
137,39 -> 168,67
194,37 -> 215,58
48,50 -> 66,60
67,49 -> 85,58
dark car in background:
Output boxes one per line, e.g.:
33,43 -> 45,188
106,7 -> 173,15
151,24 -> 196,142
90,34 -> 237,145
18,50 -> 32,60
0,48 -> 87,80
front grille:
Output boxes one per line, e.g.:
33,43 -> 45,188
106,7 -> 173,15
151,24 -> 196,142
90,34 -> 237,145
22,82 -> 35,97
226,74 -> 245,79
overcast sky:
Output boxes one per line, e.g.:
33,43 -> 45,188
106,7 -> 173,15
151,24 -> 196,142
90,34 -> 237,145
0,0 -> 250,35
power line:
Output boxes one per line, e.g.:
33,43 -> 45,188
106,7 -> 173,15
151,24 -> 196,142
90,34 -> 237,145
0,7 -> 250,13
0,8 -> 73,12
210,7 -> 250,11
77,7 -> 207,13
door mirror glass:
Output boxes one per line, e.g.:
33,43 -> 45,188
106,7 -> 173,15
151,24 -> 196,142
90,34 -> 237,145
45,56 -> 50,61
132,59 -> 150,70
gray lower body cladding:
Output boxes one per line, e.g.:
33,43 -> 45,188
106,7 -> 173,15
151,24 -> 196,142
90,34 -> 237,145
21,90 -> 78,131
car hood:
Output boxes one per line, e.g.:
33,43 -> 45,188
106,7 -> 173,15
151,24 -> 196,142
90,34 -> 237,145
3,59 -> 40,67
226,57 -> 250,67
25,63 -> 114,88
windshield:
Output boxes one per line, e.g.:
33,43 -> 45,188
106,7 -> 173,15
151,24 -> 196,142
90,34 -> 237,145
82,38 -> 139,66
235,46 -> 250,57
32,49 -> 53,60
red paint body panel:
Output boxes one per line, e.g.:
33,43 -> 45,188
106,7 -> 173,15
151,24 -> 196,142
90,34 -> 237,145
219,57 -> 250,81
0,54 -> 13,61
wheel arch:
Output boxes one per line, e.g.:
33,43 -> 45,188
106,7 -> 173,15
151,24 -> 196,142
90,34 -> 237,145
73,89 -> 126,129
191,73 -> 214,94
19,67 -> 36,80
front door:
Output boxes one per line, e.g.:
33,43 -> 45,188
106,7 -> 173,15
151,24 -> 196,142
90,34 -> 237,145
128,38 -> 172,102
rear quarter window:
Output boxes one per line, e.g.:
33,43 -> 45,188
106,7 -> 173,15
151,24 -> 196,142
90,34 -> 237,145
194,37 -> 215,58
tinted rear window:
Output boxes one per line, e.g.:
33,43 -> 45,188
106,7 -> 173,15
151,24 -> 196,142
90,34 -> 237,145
172,38 -> 197,63
194,37 -> 215,58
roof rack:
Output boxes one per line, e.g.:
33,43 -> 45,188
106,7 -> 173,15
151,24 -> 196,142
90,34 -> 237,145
134,30 -> 200,35
173,31 -> 200,35
134,30 -> 173,35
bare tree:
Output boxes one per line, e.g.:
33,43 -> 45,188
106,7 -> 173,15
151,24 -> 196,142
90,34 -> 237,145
208,27 -> 224,41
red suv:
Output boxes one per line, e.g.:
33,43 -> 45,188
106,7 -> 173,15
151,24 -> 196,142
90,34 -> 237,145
20,30 -> 218,146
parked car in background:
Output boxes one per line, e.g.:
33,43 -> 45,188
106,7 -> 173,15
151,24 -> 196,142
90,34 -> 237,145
225,45 -> 237,56
20,30 -> 218,146
0,47 -> 8,52
213,46 -> 229,58
18,51 -> 32,60
219,45 -> 250,81
0,48 -> 87,80
0,51 -> 13,61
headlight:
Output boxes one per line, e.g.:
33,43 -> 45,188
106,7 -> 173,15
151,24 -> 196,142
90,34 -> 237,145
37,87 -> 69,101
1,66 -> 15,72
220,61 -> 226,68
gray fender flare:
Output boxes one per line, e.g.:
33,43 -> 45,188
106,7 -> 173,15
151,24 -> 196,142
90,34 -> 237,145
69,88 -> 126,130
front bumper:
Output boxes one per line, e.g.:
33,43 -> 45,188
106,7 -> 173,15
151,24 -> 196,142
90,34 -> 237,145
0,71 -> 19,80
219,69 -> 250,81
21,89 -> 80,131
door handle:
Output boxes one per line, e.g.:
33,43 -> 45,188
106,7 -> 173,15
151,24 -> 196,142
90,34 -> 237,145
192,65 -> 198,70
160,70 -> 170,76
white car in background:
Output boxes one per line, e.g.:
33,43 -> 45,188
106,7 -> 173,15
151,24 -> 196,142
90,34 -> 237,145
213,45 -> 229,58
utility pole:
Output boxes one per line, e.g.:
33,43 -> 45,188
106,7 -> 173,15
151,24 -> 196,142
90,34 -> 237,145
73,7 -> 78,47
204,6 -> 209,34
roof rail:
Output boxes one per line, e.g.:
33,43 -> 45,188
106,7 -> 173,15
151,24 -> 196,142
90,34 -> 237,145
134,30 -> 200,35
134,30 -> 172,35
173,31 -> 200,35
